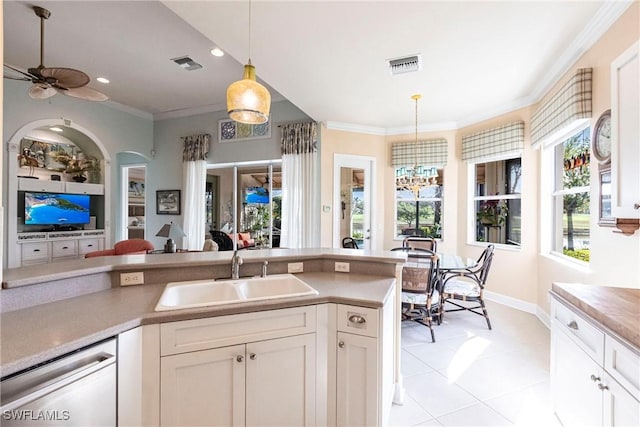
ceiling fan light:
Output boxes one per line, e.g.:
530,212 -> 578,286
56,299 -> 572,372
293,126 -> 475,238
227,63 -> 271,125
28,84 -> 56,99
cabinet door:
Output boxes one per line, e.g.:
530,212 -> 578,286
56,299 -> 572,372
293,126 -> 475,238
603,373 -> 640,427
552,326 -> 603,427
611,40 -> 640,218
245,334 -> 316,427
336,332 -> 378,427
161,344 -> 245,427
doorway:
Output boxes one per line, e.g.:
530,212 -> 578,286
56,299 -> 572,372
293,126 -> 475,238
121,165 -> 146,241
333,154 -> 376,250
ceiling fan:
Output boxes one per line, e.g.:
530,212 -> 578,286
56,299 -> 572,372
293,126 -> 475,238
3,6 -> 108,102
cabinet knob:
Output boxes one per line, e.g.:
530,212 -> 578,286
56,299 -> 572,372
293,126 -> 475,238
590,374 -> 600,382
634,203 -> 640,210
338,341 -> 345,348
597,383 -> 609,391
236,355 -> 244,363
567,320 -> 579,330
249,353 -> 257,360
348,314 -> 366,324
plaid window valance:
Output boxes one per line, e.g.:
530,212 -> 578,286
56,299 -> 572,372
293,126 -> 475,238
531,68 -> 592,146
391,139 -> 448,168
462,121 -> 524,162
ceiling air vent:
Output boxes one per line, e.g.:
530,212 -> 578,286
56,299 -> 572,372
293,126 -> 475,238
171,56 -> 202,71
387,54 -> 422,75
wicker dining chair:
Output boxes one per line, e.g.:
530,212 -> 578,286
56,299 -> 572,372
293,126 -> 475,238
440,244 -> 495,329
399,250 -> 441,342
403,236 -> 438,253
342,237 -> 359,249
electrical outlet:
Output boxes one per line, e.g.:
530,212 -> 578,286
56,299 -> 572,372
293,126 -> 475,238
120,271 -> 144,286
288,262 -> 304,273
335,262 -> 350,273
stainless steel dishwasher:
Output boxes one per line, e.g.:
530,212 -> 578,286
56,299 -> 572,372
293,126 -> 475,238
1,338 -> 116,426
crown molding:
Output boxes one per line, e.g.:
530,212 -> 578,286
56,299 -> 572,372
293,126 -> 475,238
324,121 -> 387,135
386,121 -> 459,136
528,0 -> 634,104
102,99 -> 153,121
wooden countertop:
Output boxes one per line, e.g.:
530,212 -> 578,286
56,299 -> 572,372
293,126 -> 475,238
551,282 -> 640,349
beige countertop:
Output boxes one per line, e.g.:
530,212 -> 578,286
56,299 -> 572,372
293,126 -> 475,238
551,282 -> 640,350
1,272 -> 395,377
2,248 -> 405,289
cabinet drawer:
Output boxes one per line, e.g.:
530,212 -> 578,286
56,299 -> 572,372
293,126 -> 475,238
21,242 -> 49,261
605,335 -> 640,400
65,182 -> 104,195
552,299 -> 604,364
18,177 -> 64,193
337,304 -> 379,338
79,238 -> 102,254
51,240 -> 78,258
160,306 -> 316,356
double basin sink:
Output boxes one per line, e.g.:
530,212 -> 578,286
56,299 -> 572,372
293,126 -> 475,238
155,273 -> 318,312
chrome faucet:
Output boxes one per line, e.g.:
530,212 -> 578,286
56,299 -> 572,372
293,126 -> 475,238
231,250 -> 243,280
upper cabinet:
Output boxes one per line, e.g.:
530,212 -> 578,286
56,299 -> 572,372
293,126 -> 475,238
611,40 -> 640,234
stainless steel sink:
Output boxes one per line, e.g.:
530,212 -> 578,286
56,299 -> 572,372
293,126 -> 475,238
154,273 -> 318,312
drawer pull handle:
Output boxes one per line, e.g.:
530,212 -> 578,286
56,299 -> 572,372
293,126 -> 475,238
87,244 -> 94,247
634,203 -> 640,210
33,249 -> 40,252
338,341 -> 345,348
567,320 -> 579,330
598,383 -> 609,391
590,374 -> 600,382
62,246 -> 69,250
236,355 -> 244,363
348,314 -> 366,324
249,353 -> 257,360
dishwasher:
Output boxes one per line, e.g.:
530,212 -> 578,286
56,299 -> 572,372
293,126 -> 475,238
1,338 -> 116,426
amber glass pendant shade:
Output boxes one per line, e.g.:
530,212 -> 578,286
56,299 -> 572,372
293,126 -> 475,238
227,63 -> 271,125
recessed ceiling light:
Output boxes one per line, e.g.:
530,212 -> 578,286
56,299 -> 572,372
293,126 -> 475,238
49,127 -> 63,132
210,48 -> 224,57
96,77 -> 110,84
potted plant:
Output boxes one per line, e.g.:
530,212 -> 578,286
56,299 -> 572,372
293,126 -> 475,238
477,199 -> 508,226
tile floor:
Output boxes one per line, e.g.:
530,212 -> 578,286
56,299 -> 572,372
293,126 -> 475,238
388,301 -> 562,426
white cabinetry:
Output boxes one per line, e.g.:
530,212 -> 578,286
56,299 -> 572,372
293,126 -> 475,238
551,297 -> 640,427
335,293 -> 395,426
159,306 -> 317,427
611,40 -> 640,226
16,230 -> 105,265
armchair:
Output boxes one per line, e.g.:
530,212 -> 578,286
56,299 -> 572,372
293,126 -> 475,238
84,238 -> 154,258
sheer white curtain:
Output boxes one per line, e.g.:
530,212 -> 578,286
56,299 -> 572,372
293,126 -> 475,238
280,122 -> 319,248
182,134 -> 210,250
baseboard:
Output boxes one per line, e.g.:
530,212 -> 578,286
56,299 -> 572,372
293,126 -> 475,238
484,290 -> 537,314
484,290 -> 551,329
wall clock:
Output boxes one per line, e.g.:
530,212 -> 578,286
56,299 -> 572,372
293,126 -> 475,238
592,109 -> 612,164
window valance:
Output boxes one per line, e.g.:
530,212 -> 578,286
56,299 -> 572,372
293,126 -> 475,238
462,121 -> 524,162
531,68 -> 592,146
391,138 -> 448,168
281,122 -> 318,155
181,133 -> 210,162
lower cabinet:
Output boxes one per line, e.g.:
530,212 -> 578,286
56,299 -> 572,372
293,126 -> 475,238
161,334 -> 316,427
159,306 -> 317,427
551,296 -> 640,427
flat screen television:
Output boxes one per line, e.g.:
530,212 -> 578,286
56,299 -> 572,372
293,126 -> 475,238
245,187 -> 270,204
25,192 -> 90,226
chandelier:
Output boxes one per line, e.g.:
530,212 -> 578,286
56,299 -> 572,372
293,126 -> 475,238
395,94 -> 438,198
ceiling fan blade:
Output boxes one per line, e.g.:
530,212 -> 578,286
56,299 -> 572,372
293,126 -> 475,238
28,84 -> 57,100
40,67 -> 90,89
4,64 -> 37,81
60,86 -> 109,102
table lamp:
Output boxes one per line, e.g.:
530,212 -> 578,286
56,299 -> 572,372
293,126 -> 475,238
155,221 -> 186,253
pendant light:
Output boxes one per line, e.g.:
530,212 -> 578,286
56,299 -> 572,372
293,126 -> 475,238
226,0 -> 271,125
395,94 -> 439,199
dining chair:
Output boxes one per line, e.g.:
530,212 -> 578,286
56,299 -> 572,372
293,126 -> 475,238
440,244 -> 495,329
399,250 -> 441,342
342,237 -> 359,249
403,236 -> 438,252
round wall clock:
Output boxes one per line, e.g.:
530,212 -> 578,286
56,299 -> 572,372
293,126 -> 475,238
593,109 -> 612,164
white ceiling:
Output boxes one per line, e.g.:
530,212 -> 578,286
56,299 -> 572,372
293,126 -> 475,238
4,1 -> 632,133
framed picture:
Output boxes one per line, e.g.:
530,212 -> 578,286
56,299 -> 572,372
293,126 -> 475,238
218,118 -> 271,143
156,190 -> 181,215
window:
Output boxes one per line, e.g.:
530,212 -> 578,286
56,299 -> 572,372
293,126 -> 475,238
394,167 -> 443,239
551,127 -> 591,262
472,157 -> 522,245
